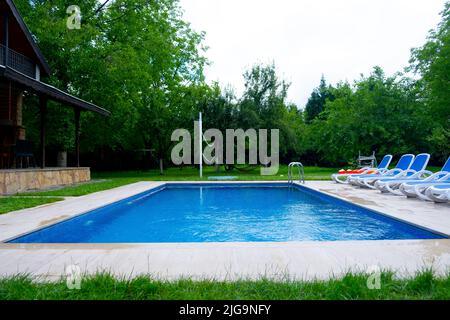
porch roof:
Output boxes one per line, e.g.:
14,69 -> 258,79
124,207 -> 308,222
0,65 -> 110,116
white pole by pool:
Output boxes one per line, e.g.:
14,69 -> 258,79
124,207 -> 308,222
199,112 -> 203,178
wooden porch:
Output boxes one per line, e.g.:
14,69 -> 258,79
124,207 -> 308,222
0,0 -> 109,193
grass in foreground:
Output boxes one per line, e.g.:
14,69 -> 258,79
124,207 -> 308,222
0,197 -> 63,214
0,271 -> 449,300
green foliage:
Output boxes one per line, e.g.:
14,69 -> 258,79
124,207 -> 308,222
14,0 -> 450,168
238,63 -> 301,161
17,0 -> 207,158
408,1 -> 450,162
305,67 -> 431,165
301,2 -> 450,166
304,75 -> 334,123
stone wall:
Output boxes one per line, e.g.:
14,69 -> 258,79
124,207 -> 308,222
0,168 -> 90,194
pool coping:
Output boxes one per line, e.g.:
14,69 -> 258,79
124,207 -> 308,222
1,239 -> 449,281
0,180 -> 449,281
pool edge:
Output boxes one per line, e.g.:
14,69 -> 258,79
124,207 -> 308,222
3,180 -> 448,243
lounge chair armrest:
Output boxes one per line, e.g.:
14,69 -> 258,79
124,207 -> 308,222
396,169 -> 418,177
384,168 -> 401,175
436,172 -> 450,181
358,166 -> 379,173
391,170 -> 412,178
415,170 -> 433,179
407,170 -> 432,179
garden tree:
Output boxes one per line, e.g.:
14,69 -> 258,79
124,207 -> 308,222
409,1 -> 450,162
281,103 -> 306,161
304,75 -> 334,123
108,0 -> 207,173
17,0 -> 106,156
16,0 -> 207,168
238,63 -> 302,162
306,67 -> 430,166
196,84 -> 236,171
163,83 -> 221,171
14,0 -> 449,170
200,84 -> 236,132
302,81 -> 353,165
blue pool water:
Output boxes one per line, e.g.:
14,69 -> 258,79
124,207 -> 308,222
8,183 -> 444,243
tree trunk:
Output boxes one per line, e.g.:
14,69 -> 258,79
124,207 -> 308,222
159,158 -> 164,175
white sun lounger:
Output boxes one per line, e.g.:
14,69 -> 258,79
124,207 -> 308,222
348,154 -> 415,188
374,153 -> 431,193
392,157 -> 450,197
421,184 -> 450,203
331,154 -> 392,184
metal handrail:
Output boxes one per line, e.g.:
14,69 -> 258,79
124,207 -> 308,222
288,162 -> 305,184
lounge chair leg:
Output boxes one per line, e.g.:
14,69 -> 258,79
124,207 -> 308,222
425,188 -> 449,203
385,183 -> 404,196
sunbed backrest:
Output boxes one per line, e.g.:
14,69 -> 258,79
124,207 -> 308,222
409,153 -> 430,172
377,155 -> 393,169
441,156 -> 450,172
395,154 -> 415,170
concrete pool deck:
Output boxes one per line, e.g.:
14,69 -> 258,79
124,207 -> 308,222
0,181 -> 449,281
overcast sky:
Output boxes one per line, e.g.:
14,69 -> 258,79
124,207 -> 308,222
179,0 -> 446,108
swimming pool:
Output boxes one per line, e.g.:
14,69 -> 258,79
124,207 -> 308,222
8,183 -> 444,243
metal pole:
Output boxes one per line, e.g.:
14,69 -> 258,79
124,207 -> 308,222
199,112 -> 202,178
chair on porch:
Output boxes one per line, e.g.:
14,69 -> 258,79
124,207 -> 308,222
13,140 -> 36,168
0,134 -> 12,169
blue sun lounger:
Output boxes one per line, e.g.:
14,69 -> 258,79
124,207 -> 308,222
389,156 -> 450,197
423,184 -> 450,203
373,153 -> 431,192
331,154 -> 392,184
348,154 -> 415,188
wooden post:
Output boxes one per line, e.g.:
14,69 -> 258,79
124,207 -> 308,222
39,97 -> 47,168
3,12 -> 9,66
74,108 -> 80,167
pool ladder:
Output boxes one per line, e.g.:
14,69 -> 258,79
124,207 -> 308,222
288,162 -> 305,184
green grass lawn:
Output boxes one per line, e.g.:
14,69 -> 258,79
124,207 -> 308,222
0,197 -> 63,214
0,271 -> 449,300
16,165 -> 336,197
